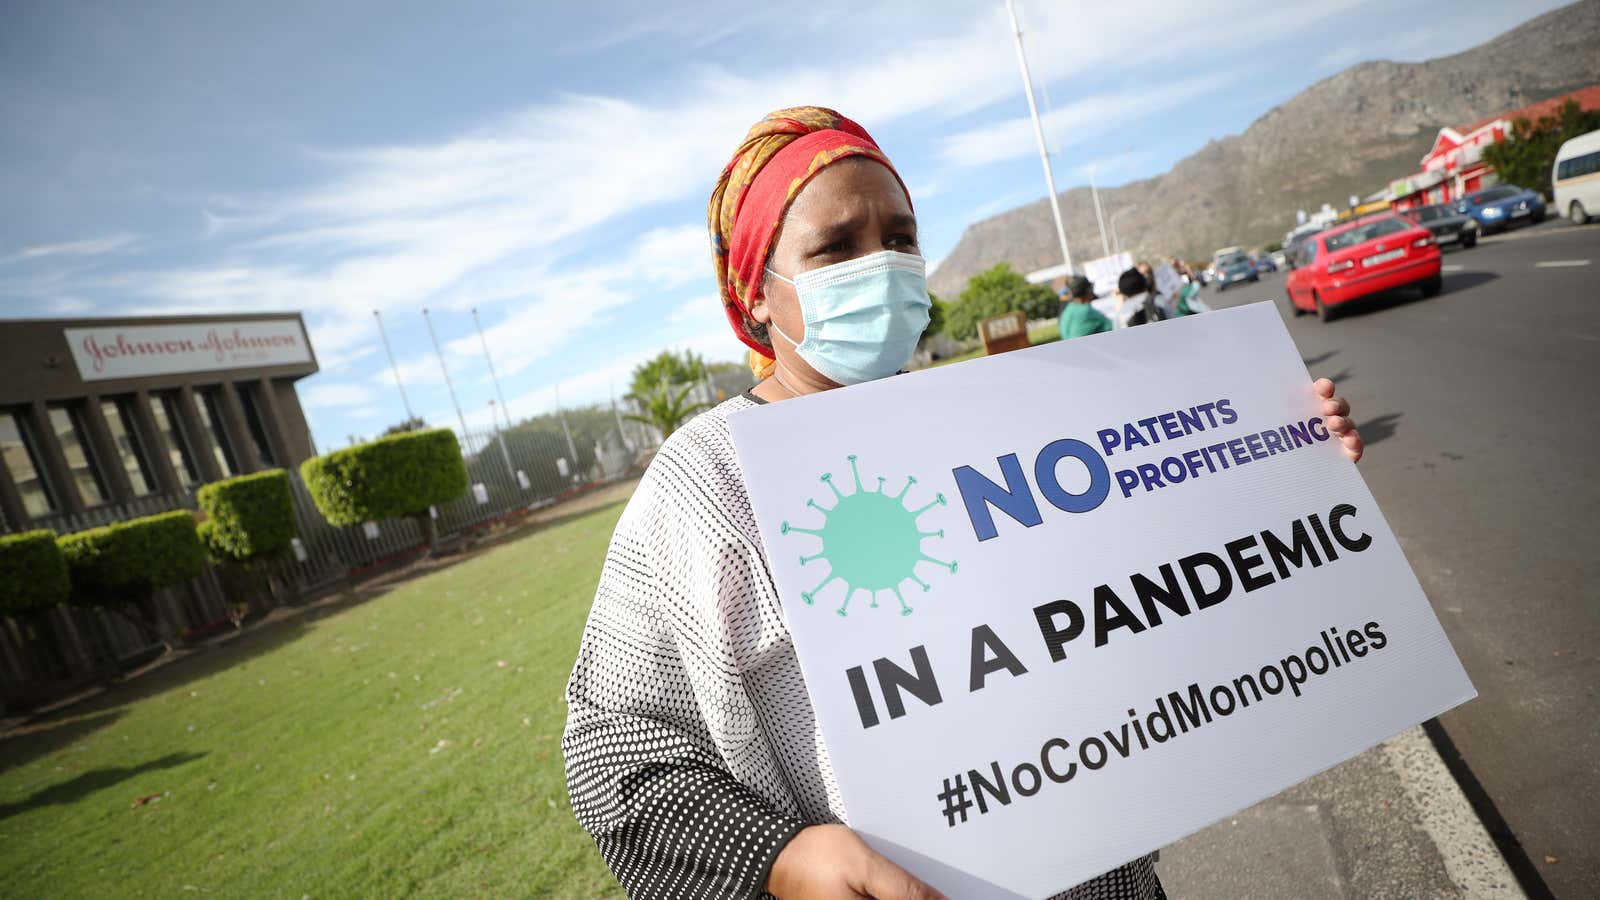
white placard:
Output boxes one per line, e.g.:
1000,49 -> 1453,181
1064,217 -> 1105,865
517,469 -> 531,490
556,457 -> 570,478
1153,262 -> 1183,299
1082,252 -> 1133,297
728,302 -> 1473,898
361,521 -> 380,541
472,482 -> 489,505
65,318 -> 313,380
290,537 -> 308,563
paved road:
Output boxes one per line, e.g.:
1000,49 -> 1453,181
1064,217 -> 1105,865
1204,219 -> 1600,897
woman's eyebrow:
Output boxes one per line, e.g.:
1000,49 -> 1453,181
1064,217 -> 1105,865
885,212 -> 917,232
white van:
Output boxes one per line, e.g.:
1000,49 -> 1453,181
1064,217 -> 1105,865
1553,129 -> 1600,223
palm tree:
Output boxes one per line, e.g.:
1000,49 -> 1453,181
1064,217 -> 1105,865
626,380 -> 708,440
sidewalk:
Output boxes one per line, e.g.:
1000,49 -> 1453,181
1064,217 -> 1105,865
1155,726 -> 1522,899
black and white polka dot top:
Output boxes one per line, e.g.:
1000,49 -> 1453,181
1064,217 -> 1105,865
563,393 -> 1163,900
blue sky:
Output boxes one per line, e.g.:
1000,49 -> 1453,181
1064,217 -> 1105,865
0,0 -> 1566,448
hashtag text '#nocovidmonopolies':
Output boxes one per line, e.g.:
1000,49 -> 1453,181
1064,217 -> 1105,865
937,621 -> 1391,828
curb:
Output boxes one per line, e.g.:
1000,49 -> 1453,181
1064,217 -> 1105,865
1380,724 -> 1526,899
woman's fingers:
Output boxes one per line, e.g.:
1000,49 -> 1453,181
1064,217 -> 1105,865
1340,426 -> 1364,463
1312,377 -> 1335,399
861,852 -> 947,900
1322,395 -> 1350,418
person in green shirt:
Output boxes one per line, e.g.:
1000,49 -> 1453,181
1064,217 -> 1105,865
1058,274 -> 1112,340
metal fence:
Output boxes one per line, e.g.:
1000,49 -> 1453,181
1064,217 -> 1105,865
0,419 -> 657,710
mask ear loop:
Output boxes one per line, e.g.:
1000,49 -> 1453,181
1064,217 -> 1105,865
763,266 -> 805,348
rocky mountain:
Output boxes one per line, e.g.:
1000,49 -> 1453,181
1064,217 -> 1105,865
929,0 -> 1600,298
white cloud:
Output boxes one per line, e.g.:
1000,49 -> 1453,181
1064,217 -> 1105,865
0,233 -> 138,267
941,72 -> 1240,168
666,293 -> 723,327
301,381 -> 377,408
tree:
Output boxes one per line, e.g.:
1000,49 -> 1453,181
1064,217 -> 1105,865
197,470 -> 298,625
627,382 -> 707,440
921,295 -> 947,343
1483,99 -> 1600,200
628,349 -> 706,403
382,416 -> 428,436
1263,241 -> 1283,253
299,428 -> 469,555
944,263 -> 1058,341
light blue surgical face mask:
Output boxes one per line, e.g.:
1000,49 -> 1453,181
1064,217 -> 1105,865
765,250 -> 932,385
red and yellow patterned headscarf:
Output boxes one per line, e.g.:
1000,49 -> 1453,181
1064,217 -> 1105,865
707,107 -> 910,378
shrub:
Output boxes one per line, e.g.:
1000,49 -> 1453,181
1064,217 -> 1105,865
59,510 -> 206,649
198,469 -> 299,623
0,530 -> 70,615
197,470 -> 296,563
945,263 -> 1059,341
299,428 -> 468,552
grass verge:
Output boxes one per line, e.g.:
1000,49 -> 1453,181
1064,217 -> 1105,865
0,495 -> 633,898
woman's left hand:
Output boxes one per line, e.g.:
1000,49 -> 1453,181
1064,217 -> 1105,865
1314,377 -> 1363,463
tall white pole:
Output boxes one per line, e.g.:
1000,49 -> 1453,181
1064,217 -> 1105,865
1089,165 -> 1110,258
471,307 -> 515,432
421,308 -> 471,441
1110,205 -> 1138,256
1005,0 -> 1072,273
372,310 -> 415,421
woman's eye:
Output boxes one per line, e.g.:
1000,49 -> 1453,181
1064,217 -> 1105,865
889,233 -> 918,249
814,241 -> 847,256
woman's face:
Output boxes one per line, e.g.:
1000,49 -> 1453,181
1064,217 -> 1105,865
751,157 -> 918,388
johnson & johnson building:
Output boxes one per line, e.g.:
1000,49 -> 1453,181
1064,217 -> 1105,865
0,313 -> 319,533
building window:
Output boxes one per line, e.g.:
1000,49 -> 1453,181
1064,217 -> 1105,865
101,397 -> 156,497
194,388 -> 238,477
1,410 -> 58,517
47,404 -> 108,507
236,383 -> 276,468
152,392 -> 201,490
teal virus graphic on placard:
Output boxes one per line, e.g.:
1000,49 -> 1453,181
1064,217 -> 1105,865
781,455 -> 957,618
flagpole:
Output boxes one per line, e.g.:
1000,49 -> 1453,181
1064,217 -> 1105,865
372,310 -> 415,421
421,308 -> 471,440
1005,0 -> 1073,273
470,307 -> 515,432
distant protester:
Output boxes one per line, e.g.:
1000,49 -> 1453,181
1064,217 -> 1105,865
1114,267 -> 1163,329
1059,274 -> 1112,340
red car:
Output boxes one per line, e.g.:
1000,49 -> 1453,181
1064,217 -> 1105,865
1285,213 -> 1442,321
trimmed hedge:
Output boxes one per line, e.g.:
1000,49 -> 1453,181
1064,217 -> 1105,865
0,530 -> 70,615
197,469 -> 296,563
58,510 -> 207,608
299,428 -> 468,526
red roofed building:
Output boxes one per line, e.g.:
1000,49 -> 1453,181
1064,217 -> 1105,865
1390,85 -> 1600,210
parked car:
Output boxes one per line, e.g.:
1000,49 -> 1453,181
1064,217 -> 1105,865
1553,128 -> 1600,224
1284,213 -> 1441,321
1403,203 -> 1479,249
1270,249 -> 1288,269
1454,184 -> 1545,233
1213,252 -> 1258,290
1253,255 -> 1277,274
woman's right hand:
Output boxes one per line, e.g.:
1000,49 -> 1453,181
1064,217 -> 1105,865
766,824 -> 947,899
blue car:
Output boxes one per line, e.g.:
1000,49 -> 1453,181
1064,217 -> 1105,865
1454,183 -> 1546,233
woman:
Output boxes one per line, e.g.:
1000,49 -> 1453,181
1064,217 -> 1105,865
563,107 -> 1364,900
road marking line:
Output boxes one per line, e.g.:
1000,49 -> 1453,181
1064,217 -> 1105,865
1534,259 -> 1590,267
1382,726 -> 1526,899
1441,264 -> 1464,272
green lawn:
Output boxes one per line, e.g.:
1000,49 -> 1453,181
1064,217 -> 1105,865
0,496 -> 633,898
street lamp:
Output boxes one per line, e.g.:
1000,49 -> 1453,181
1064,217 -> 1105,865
1004,0 -> 1072,273
1109,205 -> 1139,257
1088,164 -> 1110,258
